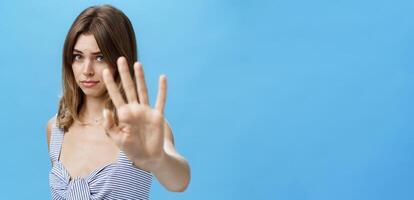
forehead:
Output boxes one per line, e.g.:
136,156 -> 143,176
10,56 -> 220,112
73,34 -> 101,53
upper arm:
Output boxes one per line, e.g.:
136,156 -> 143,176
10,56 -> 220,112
46,116 -> 56,153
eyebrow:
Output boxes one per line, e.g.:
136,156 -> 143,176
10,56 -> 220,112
73,49 -> 102,55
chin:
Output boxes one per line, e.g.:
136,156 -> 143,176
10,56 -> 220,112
80,88 -> 107,98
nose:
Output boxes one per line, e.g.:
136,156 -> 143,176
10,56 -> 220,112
82,59 -> 94,77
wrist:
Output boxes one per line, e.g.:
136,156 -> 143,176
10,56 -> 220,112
132,149 -> 168,173
150,149 -> 168,174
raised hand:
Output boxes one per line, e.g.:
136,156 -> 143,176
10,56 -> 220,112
102,56 -> 167,172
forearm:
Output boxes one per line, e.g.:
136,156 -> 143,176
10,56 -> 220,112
152,151 -> 191,192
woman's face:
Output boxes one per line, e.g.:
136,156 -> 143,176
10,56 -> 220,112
72,34 -> 113,98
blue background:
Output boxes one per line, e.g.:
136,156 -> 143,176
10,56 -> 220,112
0,0 -> 413,199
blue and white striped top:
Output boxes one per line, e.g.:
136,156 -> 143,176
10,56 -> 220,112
48,121 -> 152,200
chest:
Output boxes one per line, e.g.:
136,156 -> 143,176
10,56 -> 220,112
59,125 -> 120,179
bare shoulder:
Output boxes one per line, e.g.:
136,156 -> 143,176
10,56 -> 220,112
46,115 -> 57,152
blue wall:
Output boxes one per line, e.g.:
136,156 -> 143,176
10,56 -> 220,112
0,0 -> 413,199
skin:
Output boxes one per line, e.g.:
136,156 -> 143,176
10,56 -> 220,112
46,34 -> 190,192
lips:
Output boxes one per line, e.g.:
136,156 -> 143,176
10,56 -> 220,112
80,80 -> 99,88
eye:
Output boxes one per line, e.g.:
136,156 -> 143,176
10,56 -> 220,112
96,55 -> 105,62
73,54 -> 82,61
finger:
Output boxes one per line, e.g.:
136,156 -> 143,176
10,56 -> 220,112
155,75 -> 167,113
103,109 -> 116,131
134,62 -> 149,105
103,68 -> 125,108
118,57 -> 138,103
103,109 -> 121,140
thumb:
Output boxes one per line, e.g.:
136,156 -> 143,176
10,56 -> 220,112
103,109 -> 116,137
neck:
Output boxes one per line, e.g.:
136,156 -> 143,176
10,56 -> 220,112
79,95 -> 106,122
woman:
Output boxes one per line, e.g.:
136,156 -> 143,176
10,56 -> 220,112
46,5 -> 190,199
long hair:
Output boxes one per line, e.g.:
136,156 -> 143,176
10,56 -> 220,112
57,5 -> 138,131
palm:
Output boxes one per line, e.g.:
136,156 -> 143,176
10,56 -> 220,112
102,57 -> 167,172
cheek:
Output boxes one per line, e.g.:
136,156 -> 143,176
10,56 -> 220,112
104,62 -> 116,74
71,65 -> 82,80
99,64 -> 116,77
96,66 -> 112,80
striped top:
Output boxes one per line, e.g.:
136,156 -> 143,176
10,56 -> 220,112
48,121 -> 152,200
